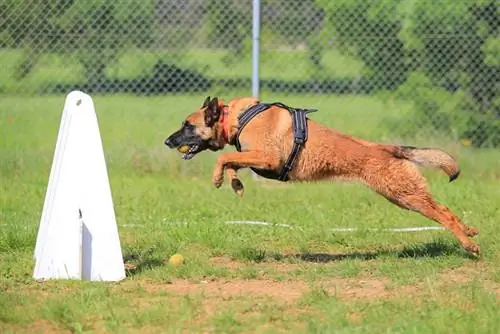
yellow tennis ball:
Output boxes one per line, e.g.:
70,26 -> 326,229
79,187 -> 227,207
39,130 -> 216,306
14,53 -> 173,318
177,145 -> 190,153
461,138 -> 472,147
168,254 -> 184,266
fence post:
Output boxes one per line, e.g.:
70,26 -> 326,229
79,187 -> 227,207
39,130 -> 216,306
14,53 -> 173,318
251,0 -> 261,181
252,0 -> 260,99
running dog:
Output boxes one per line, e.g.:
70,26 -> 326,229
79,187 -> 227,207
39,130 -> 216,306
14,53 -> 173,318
164,96 -> 480,256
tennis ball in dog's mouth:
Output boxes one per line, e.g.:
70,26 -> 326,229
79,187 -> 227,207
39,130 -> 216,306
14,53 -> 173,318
177,145 -> 190,154
168,253 -> 184,266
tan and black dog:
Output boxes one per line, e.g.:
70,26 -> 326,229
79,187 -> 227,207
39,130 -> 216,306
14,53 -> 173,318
164,96 -> 480,256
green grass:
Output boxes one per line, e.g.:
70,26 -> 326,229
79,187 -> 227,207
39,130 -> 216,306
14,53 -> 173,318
1,93 -> 499,333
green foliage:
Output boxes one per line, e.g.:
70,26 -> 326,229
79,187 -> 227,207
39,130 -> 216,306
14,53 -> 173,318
205,0 -> 326,71
394,71 -> 500,148
483,36 -> 500,67
54,0 -> 156,84
263,0 -> 326,72
316,0 -> 499,147
263,0 -> 323,45
205,0 -> 251,55
0,0 -> 72,78
317,0 -> 409,88
0,0 -> 71,48
397,0 -> 500,147
1,0 -> 156,83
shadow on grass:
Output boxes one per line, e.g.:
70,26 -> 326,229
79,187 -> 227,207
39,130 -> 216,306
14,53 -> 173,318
122,240 -> 475,276
395,240 -> 466,259
122,249 -> 165,277
234,240 -> 472,264
293,241 -> 471,263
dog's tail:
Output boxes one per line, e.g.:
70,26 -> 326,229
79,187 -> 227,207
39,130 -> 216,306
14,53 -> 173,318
390,145 -> 461,182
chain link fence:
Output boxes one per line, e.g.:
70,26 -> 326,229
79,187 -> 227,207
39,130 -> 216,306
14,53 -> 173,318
1,0 -> 499,147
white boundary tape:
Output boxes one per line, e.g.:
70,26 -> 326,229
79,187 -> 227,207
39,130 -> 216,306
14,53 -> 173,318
223,220 -> 445,232
4,220 -> 445,232
115,220 -> 445,233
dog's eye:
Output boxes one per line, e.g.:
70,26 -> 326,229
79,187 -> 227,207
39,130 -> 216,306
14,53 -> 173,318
182,121 -> 195,130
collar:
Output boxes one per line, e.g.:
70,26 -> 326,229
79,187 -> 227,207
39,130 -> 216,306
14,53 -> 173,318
219,105 -> 230,143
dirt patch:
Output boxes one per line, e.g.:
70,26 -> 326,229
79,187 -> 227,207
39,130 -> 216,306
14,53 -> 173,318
486,283 -> 500,298
347,312 -> 364,325
332,277 -> 392,299
145,278 -> 308,303
141,275 -> 421,304
210,257 -> 245,270
437,266 -> 483,284
4,320 -> 67,334
210,256 -> 303,273
435,263 -> 499,297
136,260 -> 499,307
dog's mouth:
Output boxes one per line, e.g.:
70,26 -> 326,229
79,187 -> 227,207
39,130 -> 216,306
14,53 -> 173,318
179,144 -> 201,160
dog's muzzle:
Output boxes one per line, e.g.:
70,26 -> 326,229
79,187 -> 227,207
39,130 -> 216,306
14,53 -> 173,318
164,137 -> 176,149
164,135 -> 204,160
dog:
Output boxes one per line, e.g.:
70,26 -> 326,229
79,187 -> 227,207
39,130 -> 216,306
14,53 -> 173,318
164,96 -> 480,256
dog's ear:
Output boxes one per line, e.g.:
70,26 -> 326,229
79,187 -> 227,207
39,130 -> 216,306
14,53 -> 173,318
202,96 -> 211,108
204,97 -> 221,127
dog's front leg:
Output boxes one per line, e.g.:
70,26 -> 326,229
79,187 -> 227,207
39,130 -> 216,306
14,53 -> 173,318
212,151 -> 279,190
225,167 -> 244,196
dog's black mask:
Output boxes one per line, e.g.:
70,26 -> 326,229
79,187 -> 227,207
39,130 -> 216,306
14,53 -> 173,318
164,121 -> 211,160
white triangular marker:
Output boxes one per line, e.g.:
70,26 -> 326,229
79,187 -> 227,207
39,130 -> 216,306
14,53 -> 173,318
33,90 -> 125,282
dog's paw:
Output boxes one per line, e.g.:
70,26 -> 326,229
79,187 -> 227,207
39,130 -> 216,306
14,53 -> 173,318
231,178 -> 244,197
464,226 -> 480,238
212,178 -> 223,188
464,243 -> 480,257
212,171 -> 224,188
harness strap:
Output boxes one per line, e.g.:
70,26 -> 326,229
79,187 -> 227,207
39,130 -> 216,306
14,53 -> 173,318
234,102 -> 317,182
278,107 -> 316,181
234,103 -> 273,151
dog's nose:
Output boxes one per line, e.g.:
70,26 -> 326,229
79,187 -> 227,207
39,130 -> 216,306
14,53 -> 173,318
164,137 -> 173,148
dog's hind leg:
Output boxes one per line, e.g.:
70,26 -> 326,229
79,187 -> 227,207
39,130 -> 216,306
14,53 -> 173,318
387,196 -> 479,239
366,161 -> 480,256
391,193 -> 479,255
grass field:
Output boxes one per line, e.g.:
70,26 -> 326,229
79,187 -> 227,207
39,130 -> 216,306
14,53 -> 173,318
1,93 -> 499,333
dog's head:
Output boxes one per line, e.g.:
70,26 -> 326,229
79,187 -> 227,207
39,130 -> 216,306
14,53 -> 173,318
164,96 -> 226,160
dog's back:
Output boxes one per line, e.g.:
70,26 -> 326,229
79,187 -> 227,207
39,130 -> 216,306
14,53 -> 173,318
233,102 -> 459,185
234,105 -> 402,182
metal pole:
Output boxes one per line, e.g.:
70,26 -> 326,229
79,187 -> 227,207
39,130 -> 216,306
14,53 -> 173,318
252,0 -> 260,99
251,0 -> 261,181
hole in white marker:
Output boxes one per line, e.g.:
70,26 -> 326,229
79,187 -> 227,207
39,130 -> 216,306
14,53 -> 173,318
76,99 -> 82,106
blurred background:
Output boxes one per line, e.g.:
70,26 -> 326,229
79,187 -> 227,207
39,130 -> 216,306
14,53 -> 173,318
0,0 -> 498,149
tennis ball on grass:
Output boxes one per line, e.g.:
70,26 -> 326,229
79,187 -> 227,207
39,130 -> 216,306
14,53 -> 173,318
177,145 -> 190,153
168,253 -> 184,266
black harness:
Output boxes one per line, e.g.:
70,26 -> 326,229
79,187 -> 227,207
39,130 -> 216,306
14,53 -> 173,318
233,102 -> 317,182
